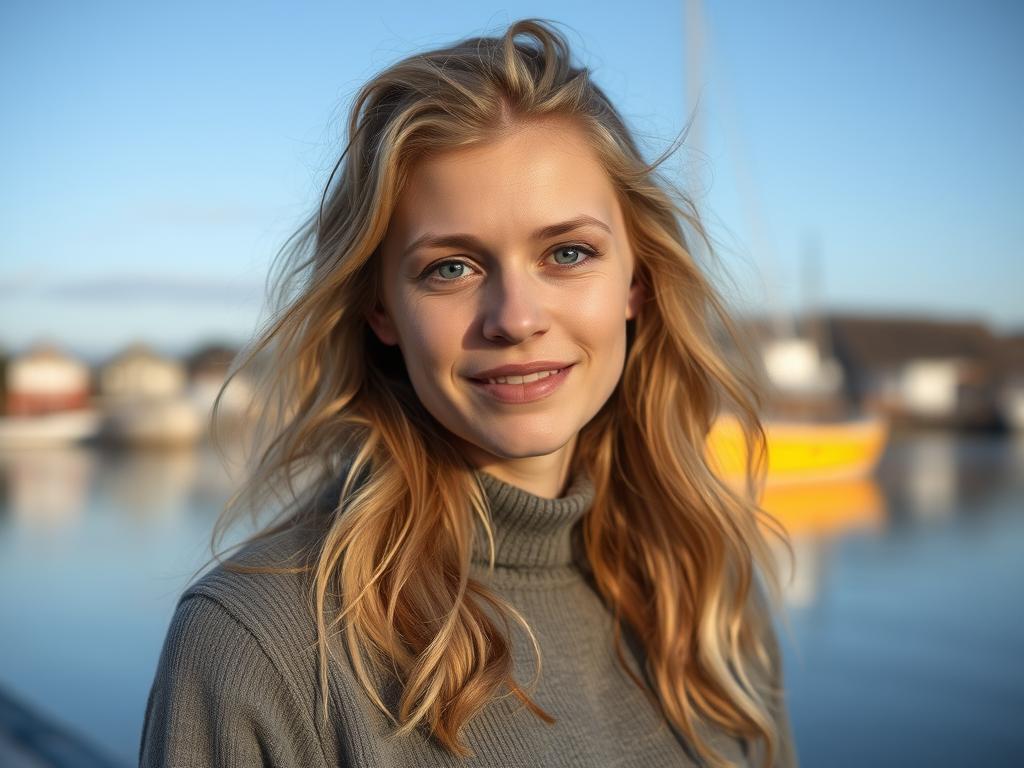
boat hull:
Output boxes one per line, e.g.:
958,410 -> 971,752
707,413 -> 890,487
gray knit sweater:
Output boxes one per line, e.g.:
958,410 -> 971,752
140,468 -> 797,767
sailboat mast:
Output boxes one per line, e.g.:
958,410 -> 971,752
684,0 -> 706,156
684,0 -> 791,341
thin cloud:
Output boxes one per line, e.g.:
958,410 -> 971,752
44,275 -> 265,305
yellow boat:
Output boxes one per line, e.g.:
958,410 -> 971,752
707,413 -> 890,487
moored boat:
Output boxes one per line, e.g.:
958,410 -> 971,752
0,408 -> 103,448
707,412 -> 890,487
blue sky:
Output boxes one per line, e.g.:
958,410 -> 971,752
1,0 -> 1021,360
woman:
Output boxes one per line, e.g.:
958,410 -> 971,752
141,17 -> 797,768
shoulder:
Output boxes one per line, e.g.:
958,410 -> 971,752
141,523 -> 334,766
151,592 -> 282,691
180,521 -> 325,666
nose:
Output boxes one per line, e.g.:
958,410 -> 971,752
480,265 -> 549,343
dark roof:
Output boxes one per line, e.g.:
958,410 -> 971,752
992,333 -> 1024,374
825,313 -> 999,367
186,343 -> 241,376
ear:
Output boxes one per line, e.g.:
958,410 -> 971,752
366,300 -> 400,346
626,274 -> 646,321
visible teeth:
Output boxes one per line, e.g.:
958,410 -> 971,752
486,369 -> 561,385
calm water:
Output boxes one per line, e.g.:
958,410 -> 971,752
1,432 -> 1022,766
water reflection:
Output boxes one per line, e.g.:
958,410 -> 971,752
0,431 -> 1020,766
762,477 -> 885,609
0,446 -> 97,530
903,432 -> 957,520
763,478 -> 886,537
0,440 -> 246,767
0,435 -> 252,529
779,431 -> 1024,766
96,448 -> 200,522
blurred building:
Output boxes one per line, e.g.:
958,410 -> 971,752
0,344 -> 103,447
993,333 -> 1024,430
826,315 -> 1002,429
97,343 -> 201,447
3,343 -> 90,417
184,342 -> 255,438
98,342 -> 187,399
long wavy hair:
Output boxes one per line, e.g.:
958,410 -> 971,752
204,17 -> 793,768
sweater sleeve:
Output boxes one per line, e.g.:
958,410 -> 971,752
139,594 -> 329,768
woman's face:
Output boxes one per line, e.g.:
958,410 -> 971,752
368,118 -> 644,486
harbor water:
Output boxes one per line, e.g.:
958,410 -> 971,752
0,430 -> 1021,766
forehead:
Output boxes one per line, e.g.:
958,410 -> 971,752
383,120 -> 623,255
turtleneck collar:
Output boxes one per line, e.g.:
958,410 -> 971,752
469,467 -> 596,570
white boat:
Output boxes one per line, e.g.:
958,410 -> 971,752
0,408 -> 103,448
102,397 -> 203,447
999,383 -> 1024,430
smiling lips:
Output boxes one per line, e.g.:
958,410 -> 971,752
467,363 -> 575,404
478,367 -> 564,384
470,360 -> 574,380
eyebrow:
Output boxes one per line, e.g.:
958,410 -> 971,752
401,214 -> 612,260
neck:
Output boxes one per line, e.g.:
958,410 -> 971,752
459,436 -> 579,499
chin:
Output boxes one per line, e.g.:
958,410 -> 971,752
464,429 -> 574,461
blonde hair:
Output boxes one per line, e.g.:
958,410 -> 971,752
205,17 -> 793,768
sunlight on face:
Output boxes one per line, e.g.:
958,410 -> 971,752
367,118 -> 644,482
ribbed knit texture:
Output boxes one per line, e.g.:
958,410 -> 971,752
140,467 -> 798,767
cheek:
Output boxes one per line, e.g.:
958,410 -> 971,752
400,301 -> 468,370
575,282 -> 629,337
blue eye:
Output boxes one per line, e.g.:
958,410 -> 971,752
557,250 -> 589,268
432,262 -> 479,282
552,246 -> 598,270
423,243 -> 598,286
436,262 -> 471,280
